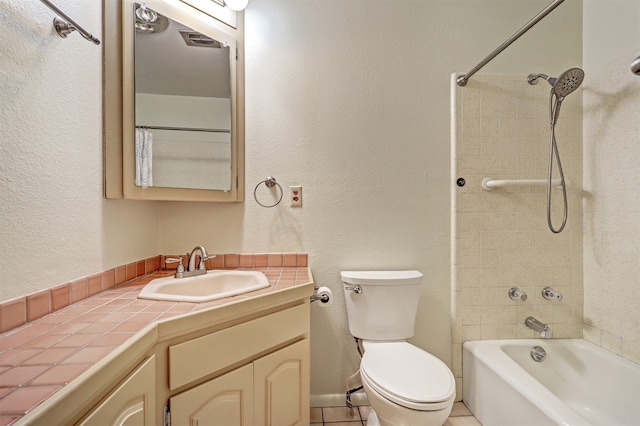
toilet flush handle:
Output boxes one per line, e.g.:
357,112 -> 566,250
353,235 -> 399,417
345,285 -> 362,294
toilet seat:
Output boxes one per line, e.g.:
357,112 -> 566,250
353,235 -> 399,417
360,341 -> 455,411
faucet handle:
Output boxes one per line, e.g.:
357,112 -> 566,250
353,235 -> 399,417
166,257 -> 185,277
509,287 -> 527,301
542,287 -> 563,301
197,257 -> 207,271
166,257 -> 183,266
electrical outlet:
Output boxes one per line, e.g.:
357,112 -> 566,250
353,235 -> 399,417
289,186 -> 302,207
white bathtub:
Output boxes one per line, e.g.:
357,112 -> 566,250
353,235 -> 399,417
463,339 -> 640,426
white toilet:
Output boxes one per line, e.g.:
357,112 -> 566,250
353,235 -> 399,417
341,271 -> 455,426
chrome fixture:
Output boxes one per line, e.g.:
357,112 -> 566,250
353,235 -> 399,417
631,56 -> 640,75
542,287 -> 563,301
186,246 -> 210,277
310,294 -> 330,303
509,287 -> 528,302
135,3 -> 158,22
525,316 -> 552,339
311,289 -> 331,304
134,3 -> 169,34
528,68 -> 584,124
530,346 -> 547,362
165,257 -> 185,278
344,285 -> 362,294
528,68 -> 584,234
254,177 -> 284,208
457,0 -> 565,86
166,246 -> 212,279
39,0 -> 100,44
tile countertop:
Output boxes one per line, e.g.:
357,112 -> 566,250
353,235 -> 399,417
0,266 -> 313,425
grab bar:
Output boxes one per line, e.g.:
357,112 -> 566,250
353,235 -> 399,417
482,177 -> 563,191
39,0 -> 100,45
456,0 -> 564,86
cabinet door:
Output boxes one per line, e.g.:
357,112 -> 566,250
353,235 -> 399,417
78,356 -> 156,426
170,364 -> 253,426
253,339 -> 310,426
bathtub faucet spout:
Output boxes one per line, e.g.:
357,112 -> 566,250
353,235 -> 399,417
525,316 -> 552,338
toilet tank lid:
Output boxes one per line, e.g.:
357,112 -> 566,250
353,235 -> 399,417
340,270 -> 423,285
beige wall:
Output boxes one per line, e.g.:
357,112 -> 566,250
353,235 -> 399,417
582,0 -> 640,363
1,0 -> 583,403
0,0 -> 160,301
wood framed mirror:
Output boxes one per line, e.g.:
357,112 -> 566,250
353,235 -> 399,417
103,0 -> 244,202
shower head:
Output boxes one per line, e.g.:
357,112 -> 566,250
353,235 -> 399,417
552,68 -> 584,99
528,68 -> 584,99
528,68 -> 584,124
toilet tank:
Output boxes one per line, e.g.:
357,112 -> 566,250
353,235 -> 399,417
341,271 -> 423,340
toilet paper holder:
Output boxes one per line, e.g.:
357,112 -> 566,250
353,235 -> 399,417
311,294 -> 330,303
311,286 -> 333,304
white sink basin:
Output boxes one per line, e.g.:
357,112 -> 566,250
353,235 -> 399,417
138,270 -> 270,303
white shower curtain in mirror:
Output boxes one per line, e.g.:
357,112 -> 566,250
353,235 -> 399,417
135,128 -> 153,188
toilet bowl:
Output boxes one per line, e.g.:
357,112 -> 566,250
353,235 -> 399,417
359,341 -> 455,426
341,271 -> 456,426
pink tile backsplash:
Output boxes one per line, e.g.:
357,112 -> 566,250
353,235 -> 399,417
253,254 -> 268,268
224,254 -> 239,268
87,274 -> 102,297
268,253 -> 283,267
70,278 -> 88,304
50,284 -> 70,313
25,291 -> 49,323
0,253 -> 309,336
283,253 -> 297,267
125,263 -> 137,282
0,256 -> 161,334
239,254 -> 253,268
114,266 -> 126,286
0,299 -> 26,333
102,269 -> 115,291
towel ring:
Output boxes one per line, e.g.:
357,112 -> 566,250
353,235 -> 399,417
253,176 -> 283,208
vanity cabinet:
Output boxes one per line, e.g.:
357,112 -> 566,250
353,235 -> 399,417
170,364 -> 253,425
253,339 -> 309,426
170,340 -> 309,426
15,282 -> 313,426
167,303 -> 310,425
77,356 -> 157,426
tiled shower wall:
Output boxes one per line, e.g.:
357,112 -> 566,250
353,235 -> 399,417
451,74 -> 583,395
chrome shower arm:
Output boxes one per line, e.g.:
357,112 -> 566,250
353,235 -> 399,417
457,0 -> 565,86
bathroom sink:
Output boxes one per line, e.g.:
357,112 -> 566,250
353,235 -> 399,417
138,270 -> 270,303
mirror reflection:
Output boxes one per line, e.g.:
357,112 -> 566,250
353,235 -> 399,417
133,3 -> 233,191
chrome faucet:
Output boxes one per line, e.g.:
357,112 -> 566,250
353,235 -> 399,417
184,245 -> 210,277
525,317 -> 552,339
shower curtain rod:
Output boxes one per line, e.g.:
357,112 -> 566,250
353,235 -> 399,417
39,0 -> 100,45
456,0 -> 565,86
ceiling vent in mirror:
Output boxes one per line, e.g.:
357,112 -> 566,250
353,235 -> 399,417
179,31 -> 224,48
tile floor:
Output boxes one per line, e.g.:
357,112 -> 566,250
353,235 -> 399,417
311,402 -> 481,425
